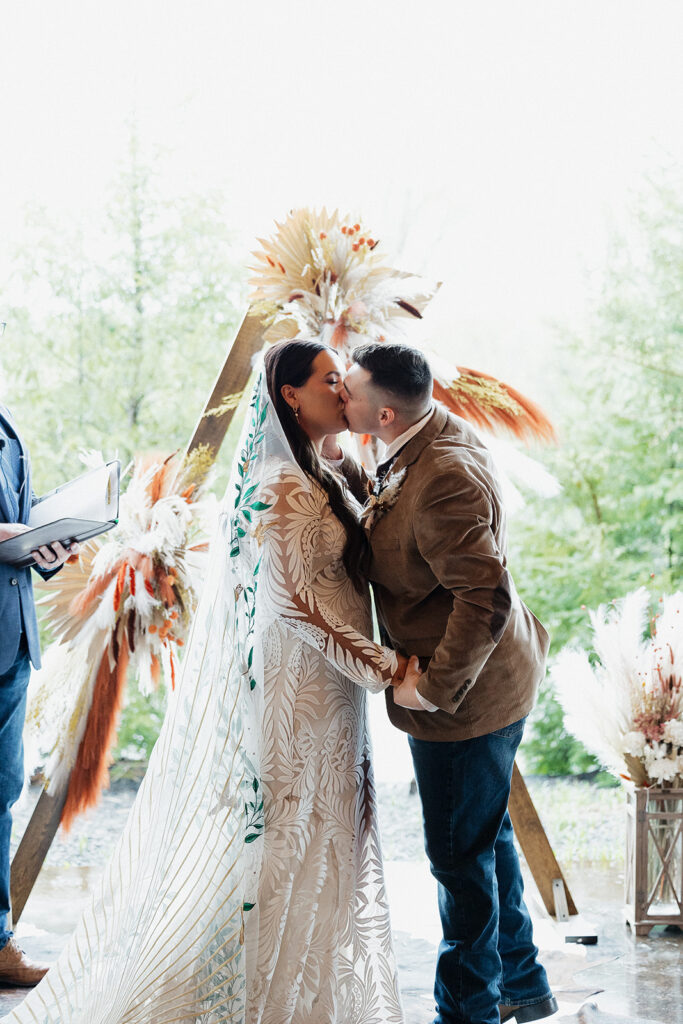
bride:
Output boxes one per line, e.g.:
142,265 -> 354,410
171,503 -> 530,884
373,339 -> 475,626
5,339 -> 420,1024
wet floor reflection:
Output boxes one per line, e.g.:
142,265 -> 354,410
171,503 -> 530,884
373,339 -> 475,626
0,859 -> 680,1021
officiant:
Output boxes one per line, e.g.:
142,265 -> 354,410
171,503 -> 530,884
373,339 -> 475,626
0,400 -> 79,988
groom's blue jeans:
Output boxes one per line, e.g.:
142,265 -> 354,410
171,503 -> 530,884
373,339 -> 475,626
409,717 -> 552,1024
0,633 -> 31,950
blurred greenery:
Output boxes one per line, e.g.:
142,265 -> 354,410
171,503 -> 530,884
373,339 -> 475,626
1,149 -> 681,771
3,131 -> 247,496
112,676 -> 168,762
513,172 -> 682,773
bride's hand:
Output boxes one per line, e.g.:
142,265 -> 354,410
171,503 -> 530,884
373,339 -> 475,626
320,435 -> 344,461
392,656 -> 425,709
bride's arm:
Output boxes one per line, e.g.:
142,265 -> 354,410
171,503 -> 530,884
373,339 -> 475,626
281,590 -> 398,694
259,473 -> 397,693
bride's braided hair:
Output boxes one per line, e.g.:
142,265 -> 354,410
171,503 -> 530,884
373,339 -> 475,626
264,340 -> 368,594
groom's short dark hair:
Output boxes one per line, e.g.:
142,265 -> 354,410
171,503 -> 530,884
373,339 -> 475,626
351,343 -> 433,410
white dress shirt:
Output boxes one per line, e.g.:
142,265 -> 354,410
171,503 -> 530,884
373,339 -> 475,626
377,406 -> 434,466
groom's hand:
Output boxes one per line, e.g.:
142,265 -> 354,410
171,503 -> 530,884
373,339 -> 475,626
392,656 -> 425,709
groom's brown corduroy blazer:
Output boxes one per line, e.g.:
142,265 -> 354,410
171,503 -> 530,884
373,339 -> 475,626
344,404 -> 549,742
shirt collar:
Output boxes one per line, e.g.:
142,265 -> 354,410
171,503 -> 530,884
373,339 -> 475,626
380,405 -> 434,464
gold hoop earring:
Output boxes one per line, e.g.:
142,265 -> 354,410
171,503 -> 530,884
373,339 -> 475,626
293,407 -> 300,422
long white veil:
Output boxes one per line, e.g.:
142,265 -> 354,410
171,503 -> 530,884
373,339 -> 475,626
6,368 -> 310,1024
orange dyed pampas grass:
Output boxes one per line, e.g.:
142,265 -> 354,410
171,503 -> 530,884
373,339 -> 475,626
28,452 -> 212,830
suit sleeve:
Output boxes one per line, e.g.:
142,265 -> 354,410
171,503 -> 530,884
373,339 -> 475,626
337,453 -> 371,506
412,467 -> 513,714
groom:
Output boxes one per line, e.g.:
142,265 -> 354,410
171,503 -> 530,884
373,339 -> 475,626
340,344 -> 557,1024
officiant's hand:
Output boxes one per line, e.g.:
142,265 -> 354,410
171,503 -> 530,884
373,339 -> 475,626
31,540 -> 80,571
0,524 -> 78,570
392,656 -> 426,710
0,523 -> 31,543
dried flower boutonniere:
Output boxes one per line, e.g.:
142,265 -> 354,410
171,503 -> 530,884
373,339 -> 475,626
360,467 -> 407,530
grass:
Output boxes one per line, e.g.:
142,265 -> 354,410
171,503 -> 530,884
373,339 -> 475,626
525,776 -> 625,868
377,776 -> 626,869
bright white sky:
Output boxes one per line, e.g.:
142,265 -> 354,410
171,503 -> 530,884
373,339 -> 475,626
2,0 -> 683,397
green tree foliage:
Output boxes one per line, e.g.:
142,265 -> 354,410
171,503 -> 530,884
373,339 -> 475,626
113,677 -> 168,763
3,135 -> 246,495
514,175 -> 682,774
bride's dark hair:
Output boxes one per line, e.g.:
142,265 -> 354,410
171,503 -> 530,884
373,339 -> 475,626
264,339 -> 367,593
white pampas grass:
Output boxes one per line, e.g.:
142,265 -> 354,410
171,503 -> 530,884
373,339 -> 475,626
23,453 -> 213,815
553,646 -> 633,777
552,589 -> 683,786
78,448 -> 106,470
23,644 -> 102,794
588,587 -> 650,692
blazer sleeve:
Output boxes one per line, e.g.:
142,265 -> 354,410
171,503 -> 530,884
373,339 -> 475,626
411,466 -> 513,714
337,453 -> 372,506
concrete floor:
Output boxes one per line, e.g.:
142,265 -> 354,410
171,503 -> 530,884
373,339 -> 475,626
0,857 -> 681,1022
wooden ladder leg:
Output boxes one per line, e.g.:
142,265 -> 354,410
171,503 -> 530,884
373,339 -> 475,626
10,786 -> 68,926
184,310 -> 264,460
508,762 -> 578,919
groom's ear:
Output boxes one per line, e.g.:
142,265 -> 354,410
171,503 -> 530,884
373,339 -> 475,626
378,407 -> 395,427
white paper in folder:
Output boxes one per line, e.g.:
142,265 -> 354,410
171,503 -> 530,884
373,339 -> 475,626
28,461 -> 120,529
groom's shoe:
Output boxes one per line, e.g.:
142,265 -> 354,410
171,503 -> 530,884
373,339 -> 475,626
499,996 -> 559,1022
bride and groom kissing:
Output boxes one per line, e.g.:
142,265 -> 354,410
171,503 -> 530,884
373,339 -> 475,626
5,338 -> 557,1024
273,338 -> 557,1024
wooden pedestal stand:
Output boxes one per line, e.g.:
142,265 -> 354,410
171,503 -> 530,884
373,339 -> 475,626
10,309 -> 576,925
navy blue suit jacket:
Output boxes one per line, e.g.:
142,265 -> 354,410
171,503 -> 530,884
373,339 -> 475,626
0,404 -> 61,675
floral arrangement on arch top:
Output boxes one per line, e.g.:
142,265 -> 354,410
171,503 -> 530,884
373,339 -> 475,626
553,588 -> 683,788
250,207 -> 555,447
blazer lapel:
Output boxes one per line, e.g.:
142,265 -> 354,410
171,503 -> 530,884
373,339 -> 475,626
0,404 -> 31,523
388,404 -> 449,478
363,405 -> 449,536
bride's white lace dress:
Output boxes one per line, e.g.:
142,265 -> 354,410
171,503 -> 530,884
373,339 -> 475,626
5,375 -> 404,1024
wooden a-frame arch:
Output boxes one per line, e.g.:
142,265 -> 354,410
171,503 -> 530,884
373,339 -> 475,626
10,310 -> 577,925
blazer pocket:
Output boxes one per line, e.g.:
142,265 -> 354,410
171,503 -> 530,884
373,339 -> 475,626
370,534 -> 402,551
369,517 -> 404,551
